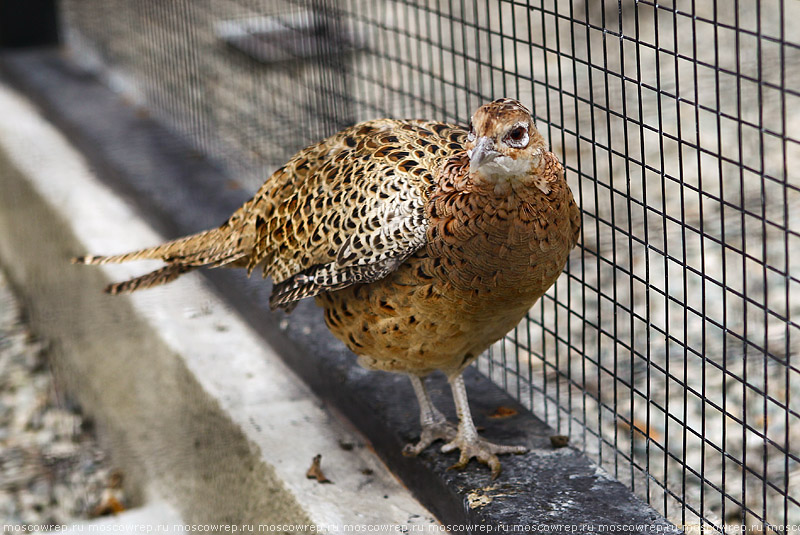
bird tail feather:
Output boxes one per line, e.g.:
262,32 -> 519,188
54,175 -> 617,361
72,229 -> 218,266
73,227 -> 250,294
102,264 -> 195,295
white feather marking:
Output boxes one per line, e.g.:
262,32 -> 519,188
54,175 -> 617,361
475,155 -> 532,181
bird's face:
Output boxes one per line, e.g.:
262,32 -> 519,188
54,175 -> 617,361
465,99 -> 546,185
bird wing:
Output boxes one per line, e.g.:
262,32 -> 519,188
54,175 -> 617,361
231,118 -> 467,309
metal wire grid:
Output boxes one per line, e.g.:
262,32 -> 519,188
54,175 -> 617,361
59,0 -> 356,187
58,0 -> 799,530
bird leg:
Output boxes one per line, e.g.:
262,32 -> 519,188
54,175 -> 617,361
402,374 -> 457,457
441,373 -> 527,479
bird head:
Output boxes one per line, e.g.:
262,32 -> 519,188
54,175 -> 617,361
465,99 -> 547,189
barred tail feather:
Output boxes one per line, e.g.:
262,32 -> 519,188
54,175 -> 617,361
72,229 -> 217,266
105,264 -> 195,294
74,226 -> 253,294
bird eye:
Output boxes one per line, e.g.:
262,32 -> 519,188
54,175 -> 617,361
467,122 -> 476,142
503,124 -> 529,148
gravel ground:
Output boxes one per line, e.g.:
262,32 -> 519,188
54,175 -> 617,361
0,269 -> 121,529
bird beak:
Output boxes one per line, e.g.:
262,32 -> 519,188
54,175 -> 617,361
468,136 -> 499,172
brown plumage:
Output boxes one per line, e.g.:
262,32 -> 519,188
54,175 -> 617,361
75,98 -> 580,478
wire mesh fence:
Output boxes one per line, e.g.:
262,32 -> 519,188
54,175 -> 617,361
58,0 -> 799,530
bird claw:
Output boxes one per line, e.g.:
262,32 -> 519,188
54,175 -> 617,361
403,421 -> 458,457
442,436 -> 527,479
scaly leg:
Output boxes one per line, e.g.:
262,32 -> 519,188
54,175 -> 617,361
441,373 -> 527,479
402,374 -> 457,456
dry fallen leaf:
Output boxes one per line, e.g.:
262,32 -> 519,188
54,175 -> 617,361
91,469 -> 126,517
306,454 -> 332,484
488,406 -> 518,419
618,418 -> 662,442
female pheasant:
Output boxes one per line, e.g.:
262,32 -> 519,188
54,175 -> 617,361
75,98 -> 581,478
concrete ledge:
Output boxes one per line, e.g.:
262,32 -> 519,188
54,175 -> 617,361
0,49 -> 680,532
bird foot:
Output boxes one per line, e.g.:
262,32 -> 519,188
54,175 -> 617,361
403,420 -> 458,457
441,434 -> 527,479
